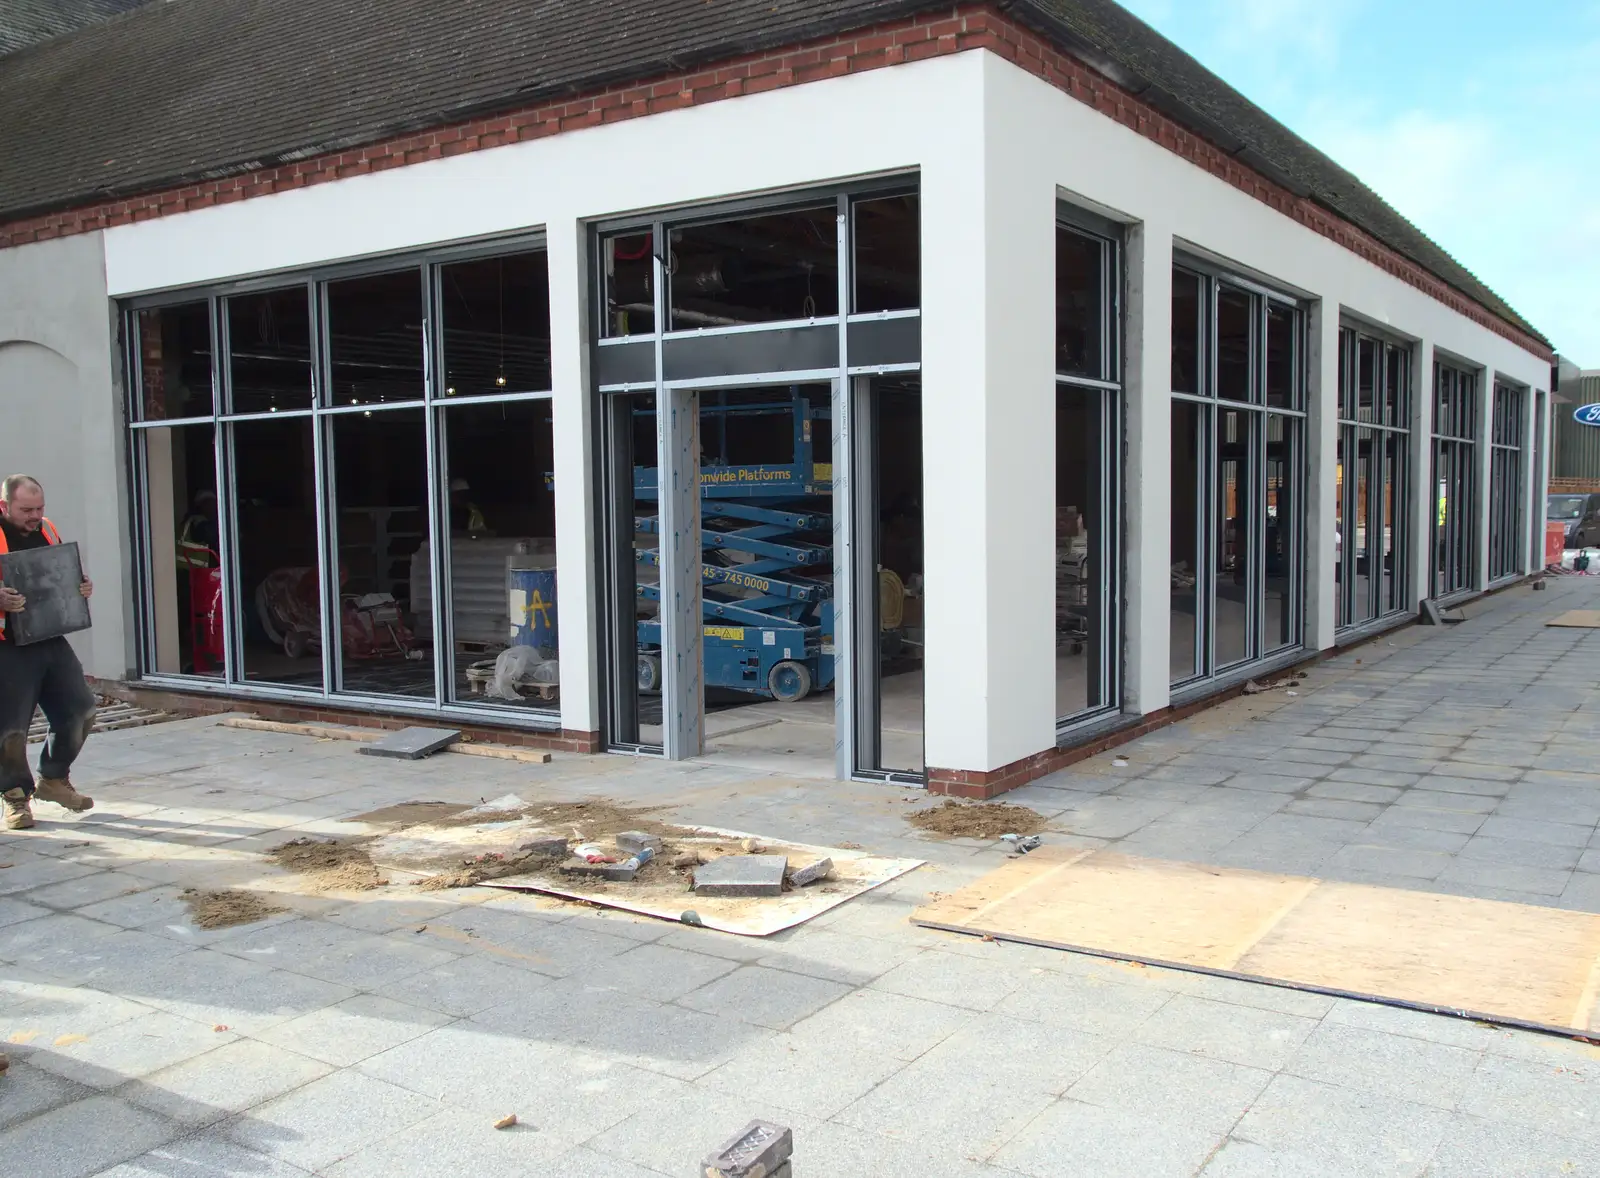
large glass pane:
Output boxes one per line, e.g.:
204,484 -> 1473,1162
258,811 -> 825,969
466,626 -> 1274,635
234,417 -> 323,688
853,194 -> 919,313
1264,414 -> 1294,651
1216,288 -> 1253,403
1384,344 -> 1407,428
438,251 -> 552,397
1352,429 -> 1375,625
1265,304 -> 1297,409
1335,430 -> 1347,628
669,207 -> 838,329
1055,227 -> 1103,380
1337,328 -> 1352,419
140,424 -> 219,677
227,287 -> 313,414
1171,271 -> 1201,396
1216,408 -> 1251,665
1057,386 -> 1108,718
1170,399 -> 1203,683
325,269 -> 424,407
137,303 -> 213,420
603,391 -> 661,748
1382,431 -> 1402,612
866,378 -> 924,775
329,408 -> 434,698
602,232 -> 655,338
434,400 -> 558,711
1357,338 -> 1378,424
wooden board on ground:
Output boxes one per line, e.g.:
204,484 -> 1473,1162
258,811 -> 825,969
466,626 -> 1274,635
1547,610 -> 1600,629
362,811 -> 921,937
913,847 -> 1600,1037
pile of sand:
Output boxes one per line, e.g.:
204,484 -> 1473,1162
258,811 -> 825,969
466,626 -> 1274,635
181,888 -> 287,930
267,838 -> 387,892
906,800 -> 1046,840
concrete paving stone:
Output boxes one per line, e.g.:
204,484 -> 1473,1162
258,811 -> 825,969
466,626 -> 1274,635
1368,806 -> 1487,836
0,912 -> 132,975
1283,1022 -> 1483,1110
656,925 -> 772,963
1392,789 -> 1500,814
899,1010 -> 1112,1096
29,1009 -> 239,1091
261,925 -> 461,990
1211,836 -> 1339,878
680,963 -> 852,1029
1175,973 -> 1335,1018
1229,811 -> 1370,845
868,948 -> 1028,1012
1412,774 -> 1513,799
754,926 -> 923,986
1459,1053 -> 1600,1143
835,1067 -> 1056,1162
1451,746 -> 1541,769
224,1068 -> 446,1172
1116,826 -> 1246,861
699,1029 -> 905,1119
1322,843 -> 1453,880
1055,798 -> 1181,840
995,969 -> 1174,1038
1109,778 -> 1216,804
1190,789 -> 1298,818
1433,760 -> 1523,783
1066,1041 -> 1273,1134
126,1036 -> 334,1126
253,992 -> 454,1067
1460,834 -> 1583,870
0,895 -> 49,930
0,1094 -> 182,1178
360,1022 -> 682,1138
92,1133 -> 313,1178
0,855 -> 103,897
320,1108 -> 577,1177
577,940 -> 740,1002
1477,814 -> 1596,847
1439,855 -> 1574,896
1223,1074 -> 1451,1178
1227,773 -> 1319,795
1354,823 -> 1472,854
473,976 -> 760,1081
1423,1114 -> 1600,1178
116,947 -> 357,1034
1497,798 -> 1600,830
1326,766 -> 1424,789
379,951 -> 552,1018
1272,746 -> 1361,767
1353,754 -> 1447,776
1131,993 -> 1318,1070
0,1055 -> 96,1130
995,1096 -> 1226,1178
787,986 -> 974,1063
18,870 -> 156,911
1143,765 -> 1234,785
1284,798 -> 1384,822
1558,871 -> 1600,914
319,893 -> 477,936
1322,999 -> 1500,1052
1294,736 -> 1373,753
1306,781 -> 1403,805
496,920 -> 642,979
1192,1137 -> 1383,1177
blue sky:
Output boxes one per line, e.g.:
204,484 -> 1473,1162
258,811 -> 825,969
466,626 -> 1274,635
1120,0 -> 1600,365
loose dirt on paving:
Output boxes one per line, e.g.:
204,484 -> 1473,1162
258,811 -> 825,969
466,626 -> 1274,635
267,837 -> 388,892
906,799 -> 1047,840
181,888 -> 288,930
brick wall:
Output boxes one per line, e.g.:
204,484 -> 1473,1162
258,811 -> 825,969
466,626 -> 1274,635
0,4 -> 1549,362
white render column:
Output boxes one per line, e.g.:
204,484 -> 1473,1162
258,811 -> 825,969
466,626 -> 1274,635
1410,341 -> 1436,604
1304,299 -> 1340,650
1122,220 -> 1172,715
918,53 -> 1056,778
546,216 -> 601,737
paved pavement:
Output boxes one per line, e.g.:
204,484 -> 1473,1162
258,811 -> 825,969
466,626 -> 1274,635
4,575 -> 1600,1176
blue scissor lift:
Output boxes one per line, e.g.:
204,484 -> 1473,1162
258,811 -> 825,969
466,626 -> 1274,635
634,389 -> 836,703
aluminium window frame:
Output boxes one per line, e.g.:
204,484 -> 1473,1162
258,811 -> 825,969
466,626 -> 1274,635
1488,379 -> 1528,584
1169,258 -> 1308,696
121,231 -> 560,725
1430,360 -> 1480,599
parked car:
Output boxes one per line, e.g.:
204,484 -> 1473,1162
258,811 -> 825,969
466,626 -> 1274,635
1547,493 -> 1600,549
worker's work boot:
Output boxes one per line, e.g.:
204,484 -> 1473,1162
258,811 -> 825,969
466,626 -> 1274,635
2,789 -> 34,830
34,778 -> 93,813
0,1050 -> 10,1075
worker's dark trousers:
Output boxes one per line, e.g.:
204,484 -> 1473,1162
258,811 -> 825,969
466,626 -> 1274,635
0,637 -> 96,798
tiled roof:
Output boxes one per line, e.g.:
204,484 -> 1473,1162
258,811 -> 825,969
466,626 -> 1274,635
0,0 -> 1546,346
0,0 -> 150,56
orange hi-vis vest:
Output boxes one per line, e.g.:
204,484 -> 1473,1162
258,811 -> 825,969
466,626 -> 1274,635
0,516 -> 62,639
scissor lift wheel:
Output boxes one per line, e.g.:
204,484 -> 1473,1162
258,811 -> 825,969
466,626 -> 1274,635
767,660 -> 812,703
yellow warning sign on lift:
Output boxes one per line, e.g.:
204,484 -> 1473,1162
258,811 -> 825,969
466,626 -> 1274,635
704,626 -> 745,641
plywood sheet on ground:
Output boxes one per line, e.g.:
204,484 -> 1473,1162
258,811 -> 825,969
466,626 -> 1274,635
914,848 -> 1600,1036
365,817 -> 921,937
1547,610 -> 1600,628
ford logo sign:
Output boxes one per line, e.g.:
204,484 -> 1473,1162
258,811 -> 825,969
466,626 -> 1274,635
1576,404 -> 1600,426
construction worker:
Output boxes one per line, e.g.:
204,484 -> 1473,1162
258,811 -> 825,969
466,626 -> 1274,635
0,474 -> 97,831
449,478 -> 489,537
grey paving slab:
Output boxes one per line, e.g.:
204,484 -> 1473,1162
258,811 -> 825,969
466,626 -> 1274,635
1284,1022 -> 1482,1111
1437,858 -> 1573,898
320,1106 -> 575,1178
1458,1053 -> 1600,1143
29,1010 -> 239,1091
0,1056 -> 97,1131
92,1133 -> 313,1178
223,1068 -> 445,1172
1423,1114 -> 1600,1178
1066,1041 -> 1273,1133
126,1037 -> 333,1126
834,1068 -> 1055,1162
378,951 -> 552,1018
995,967 -> 1175,1037
1477,815 -> 1595,847
867,948 -> 1028,1012
679,962 -> 852,1029
786,986 -> 973,1063
1131,994 -> 1319,1070
0,1094 -> 182,1178
994,1096 -> 1226,1178
252,993 -> 454,1067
